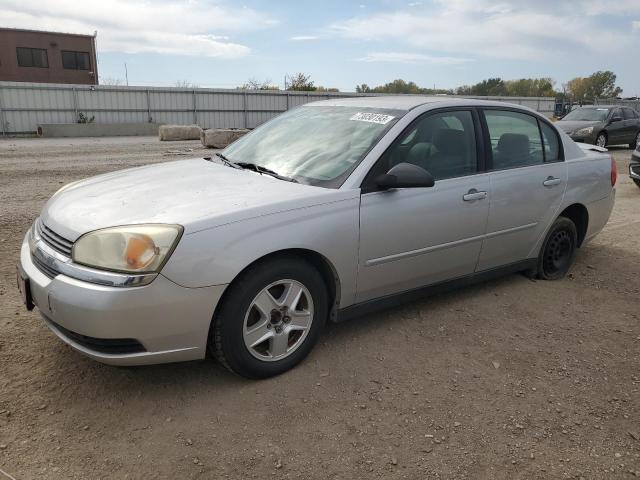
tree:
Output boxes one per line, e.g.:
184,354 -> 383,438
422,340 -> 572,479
566,71 -> 622,102
586,70 -> 622,99
286,73 -> 316,91
101,77 -> 124,86
505,78 -> 555,97
174,80 -> 199,88
355,84 -> 371,93
239,78 -> 279,90
315,86 -> 340,92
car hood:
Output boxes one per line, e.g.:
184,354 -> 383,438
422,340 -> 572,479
555,120 -> 602,133
41,158 -> 344,241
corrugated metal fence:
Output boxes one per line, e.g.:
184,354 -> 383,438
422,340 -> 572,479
595,98 -> 640,111
0,81 -> 556,134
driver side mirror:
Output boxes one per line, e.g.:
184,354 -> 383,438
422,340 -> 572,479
375,162 -> 435,190
610,116 -> 623,123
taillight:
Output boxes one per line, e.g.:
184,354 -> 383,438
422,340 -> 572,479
611,157 -> 617,187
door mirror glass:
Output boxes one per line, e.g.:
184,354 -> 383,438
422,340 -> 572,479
375,162 -> 435,190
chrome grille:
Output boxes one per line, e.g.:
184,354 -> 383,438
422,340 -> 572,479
37,220 -> 73,257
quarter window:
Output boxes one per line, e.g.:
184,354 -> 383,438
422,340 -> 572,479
381,110 -> 478,181
484,110 -> 543,170
540,122 -> 561,162
62,51 -> 90,70
16,47 -> 49,68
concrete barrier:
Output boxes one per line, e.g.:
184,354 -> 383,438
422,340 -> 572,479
201,128 -> 249,148
159,124 -> 202,141
37,123 -> 161,137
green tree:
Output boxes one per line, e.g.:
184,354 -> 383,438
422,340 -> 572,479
586,70 -> 622,99
286,73 -> 316,91
355,84 -> 371,93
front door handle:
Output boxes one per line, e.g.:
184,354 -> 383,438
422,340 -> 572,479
463,189 -> 487,202
543,176 -> 562,187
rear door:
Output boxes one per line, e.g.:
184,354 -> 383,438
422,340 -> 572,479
357,109 -> 490,303
607,107 -> 626,144
476,109 -> 567,271
622,108 -> 639,144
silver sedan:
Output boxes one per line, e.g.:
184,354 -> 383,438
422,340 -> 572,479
17,96 -> 616,378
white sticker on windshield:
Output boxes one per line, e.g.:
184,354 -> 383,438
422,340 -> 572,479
349,112 -> 395,124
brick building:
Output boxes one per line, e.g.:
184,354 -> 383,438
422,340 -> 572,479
0,28 -> 98,85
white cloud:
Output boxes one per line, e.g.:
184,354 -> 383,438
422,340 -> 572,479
330,1 -> 635,61
359,52 -> 473,65
1,0 -> 277,58
290,35 -> 319,41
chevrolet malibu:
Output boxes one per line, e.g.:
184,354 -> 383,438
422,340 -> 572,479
17,97 -> 616,378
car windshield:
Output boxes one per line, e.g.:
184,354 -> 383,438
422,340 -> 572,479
222,105 -> 403,187
562,108 -> 609,122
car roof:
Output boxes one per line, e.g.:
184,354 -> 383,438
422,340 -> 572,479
304,95 -> 536,112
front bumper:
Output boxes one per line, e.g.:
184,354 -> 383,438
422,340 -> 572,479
568,132 -> 597,144
19,231 -> 227,366
630,160 -> 640,181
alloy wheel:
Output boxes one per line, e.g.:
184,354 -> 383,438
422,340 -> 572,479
242,279 -> 314,362
596,134 -> 607,148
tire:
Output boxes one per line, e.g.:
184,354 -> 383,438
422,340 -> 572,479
634,179 -> 640,189
211,256 -> 328,379
595,132 -> 607,148
536,217 -> 578,280
630,131 -> 640,150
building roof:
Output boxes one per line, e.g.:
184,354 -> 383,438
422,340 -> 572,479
0,27 -> 96,39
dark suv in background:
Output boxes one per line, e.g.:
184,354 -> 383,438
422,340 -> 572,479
556,105 -> 640,148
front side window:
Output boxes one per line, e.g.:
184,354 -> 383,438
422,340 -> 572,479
623,108 -> 636,120
16,47 -> 48,68
484,110 -> 543,170
377,110 -> 478,181
62,51 -> 90,70
222,105 -> 402,187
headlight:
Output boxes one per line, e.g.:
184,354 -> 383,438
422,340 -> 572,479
72,224 -> 183,274
574,126 -> 594,136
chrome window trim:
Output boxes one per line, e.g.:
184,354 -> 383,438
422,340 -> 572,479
29,223 -> 157,287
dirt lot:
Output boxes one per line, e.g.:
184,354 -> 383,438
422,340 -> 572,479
0,136 -> 638,479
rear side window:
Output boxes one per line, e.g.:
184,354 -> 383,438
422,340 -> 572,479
623,108 -> 637,120
484,110 -> 543,170
540,122 -> 561,162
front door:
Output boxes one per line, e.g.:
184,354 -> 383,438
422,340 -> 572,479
357,109 -> 489,303
477,109 -> 568,271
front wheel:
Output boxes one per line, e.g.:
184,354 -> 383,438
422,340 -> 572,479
211,256 -> 328,379
595,132 -> 607,148
536,217 -> 578,280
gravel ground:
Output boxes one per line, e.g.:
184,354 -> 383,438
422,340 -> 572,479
0,136 -> 639,479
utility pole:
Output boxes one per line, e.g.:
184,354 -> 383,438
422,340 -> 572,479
124,62 -> 129,86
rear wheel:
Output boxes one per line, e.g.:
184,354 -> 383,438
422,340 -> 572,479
596,132 -> 607,148
630,131 -> 640,150
211,256 -> 328,379
536,217 -> 578,280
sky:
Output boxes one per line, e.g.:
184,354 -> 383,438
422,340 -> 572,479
2,0 -> 639,95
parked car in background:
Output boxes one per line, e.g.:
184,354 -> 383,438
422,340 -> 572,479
630,141 -> 640,188
18,97 -> 616,378
556,105 -> 640,148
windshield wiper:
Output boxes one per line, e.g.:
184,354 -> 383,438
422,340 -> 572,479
213,152 -> 240,168
234,162 -> 298,183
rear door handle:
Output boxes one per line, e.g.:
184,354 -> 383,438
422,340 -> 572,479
463,189 -> 487,202
543,176 -> 562,187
